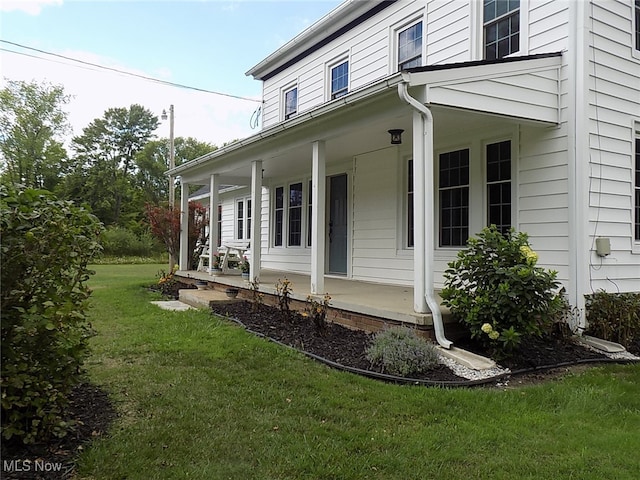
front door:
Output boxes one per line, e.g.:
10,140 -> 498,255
328,174 -> 348,275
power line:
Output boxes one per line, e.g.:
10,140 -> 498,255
0,39 -> 261,103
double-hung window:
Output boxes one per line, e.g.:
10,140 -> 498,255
330,61 -> 349,99
284,86 -> 298,120
635,133 -> 640,241
486,140 -> 512,235
274,182 -> 306,247
407,159 -> 414,248
484,0 -> 520,60
236,197 -> 251,241
439,149 -> 470,247
635,0 -> 640,52
398,21 -> 422,70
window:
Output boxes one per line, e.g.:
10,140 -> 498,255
398,22 -> 422,70
274,187 -> 284,246
236,197 -> 251,240
284,86 -> 297,120
439,149 -> 470,247
407,159 -> 414,248
484,0 -> 520,60
307,180 -> 313,247
330,61 -> 349,99
636,0 -> 640,51
635,135 -> 639,241
217,205 -> 222,247
288,182 -> 303,246
486,140 -> 512,235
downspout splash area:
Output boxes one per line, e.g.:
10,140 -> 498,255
397,81 -> 453,349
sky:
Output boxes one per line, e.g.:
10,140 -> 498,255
0,0 -> 342,147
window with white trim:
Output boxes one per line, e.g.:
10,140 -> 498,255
635,0 -> 640,52
273,181 -> 309,247
330,60 -> 349,99
484,0 -> 520,60
284,86 -> 298,120
439,149 -> 470,247
307,180 -> 313,247
217,204 -> 222,247
236,197 -> 251,241
635,133 -> 639,241
486,140 -> 512,235
398,21 -> 423,70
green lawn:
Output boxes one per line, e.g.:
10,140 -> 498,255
78,264 -> 640,479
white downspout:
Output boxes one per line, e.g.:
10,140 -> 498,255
398,81 -> 453,349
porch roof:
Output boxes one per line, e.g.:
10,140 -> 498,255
169,52 -> 563,185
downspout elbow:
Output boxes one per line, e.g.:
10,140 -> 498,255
397,81 -> 453,349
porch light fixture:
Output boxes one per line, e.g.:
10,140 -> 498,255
388,129 -> 404,145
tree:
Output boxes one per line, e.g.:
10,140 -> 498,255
0,79 -> 71,190
65,104 -> 159,225
135,137 -> 216,205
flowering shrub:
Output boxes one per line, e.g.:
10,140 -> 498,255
304,293 -> 331,335
366,326 -> 439,377
441,226 -> 562,357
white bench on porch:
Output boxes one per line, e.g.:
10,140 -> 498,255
197,241 -> 250,274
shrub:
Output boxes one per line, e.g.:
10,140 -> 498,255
366,326 -> 439,377
441,226 -> 562,357
100,225 -> 161,257
304,294 -> 331,335
585,291 -> 640,349
275,278 -> 293,319
1,187 -> 103,444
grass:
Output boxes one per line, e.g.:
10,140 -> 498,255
78,264 -> 640,479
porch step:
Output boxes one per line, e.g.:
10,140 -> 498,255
178,289 -> 241,309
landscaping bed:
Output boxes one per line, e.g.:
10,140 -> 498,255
211,300 -> 623,385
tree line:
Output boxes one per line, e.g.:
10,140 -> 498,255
0,79 -> 217,231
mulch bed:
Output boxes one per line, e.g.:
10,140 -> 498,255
211,300 -> 617,384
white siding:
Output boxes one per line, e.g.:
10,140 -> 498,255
585,0 -> 640,292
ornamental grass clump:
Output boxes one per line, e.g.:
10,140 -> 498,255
366,326 -> 439,377
441,226 -> 562,357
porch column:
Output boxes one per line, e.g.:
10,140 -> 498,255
250,160 -> 263,281
310,140 -> 326,294
179,181 -> 190,270
412,110 -> 428,313
208,174 -> 219,274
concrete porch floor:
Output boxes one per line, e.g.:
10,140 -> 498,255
175,269 -> 449,327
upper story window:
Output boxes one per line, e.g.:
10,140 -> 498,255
284,86 -> 298,120
398,21 -> 423,70
330,61 -> 349,99
484,0 -> 520,60
635,0 -> 640,51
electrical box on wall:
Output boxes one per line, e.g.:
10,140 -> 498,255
595,237 -> 611,257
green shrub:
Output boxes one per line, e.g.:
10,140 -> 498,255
441,226 -> 562,357
366,327 -> 439,377
1,187 -> 103,444
100,225 -> 161,257
585,291 -> 640,348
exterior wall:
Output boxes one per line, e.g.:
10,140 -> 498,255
583,0 -> 640,292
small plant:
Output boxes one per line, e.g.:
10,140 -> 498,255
304,293 -> 331,335
275,278 -> 293,318
441,226 -> 562,357
366,326 -> 439,377
585,291 -> 640,349
212,253 -> 221,270
240,256 -> 250,274
248,277 -> 264,312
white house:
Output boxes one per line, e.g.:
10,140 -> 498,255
170,0 -> 640,347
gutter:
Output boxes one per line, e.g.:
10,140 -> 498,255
397,78 -> 453,349
167,73 -> 404,178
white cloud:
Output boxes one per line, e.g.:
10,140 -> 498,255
0,0 -> 63,15
0,47 -> 261,148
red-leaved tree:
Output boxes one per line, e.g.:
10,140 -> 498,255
145,202 -> 208,270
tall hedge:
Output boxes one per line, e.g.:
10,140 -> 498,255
1,187 -> 103,444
